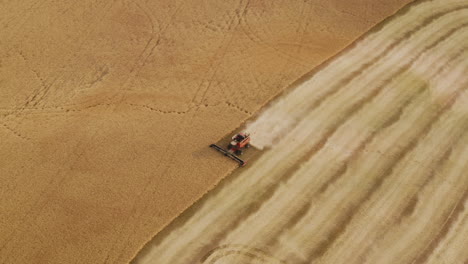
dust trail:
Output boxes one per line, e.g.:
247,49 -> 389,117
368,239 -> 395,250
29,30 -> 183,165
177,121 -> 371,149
246,3 -> 468,150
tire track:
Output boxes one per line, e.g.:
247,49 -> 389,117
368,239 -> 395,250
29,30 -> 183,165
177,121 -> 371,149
0,122 -> 31,141
190,0 -> 249,107
4,1 -> 464,119
1,0 -> 116,120
201,245 -> 285,264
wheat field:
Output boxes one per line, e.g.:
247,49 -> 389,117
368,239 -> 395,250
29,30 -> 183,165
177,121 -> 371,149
134,0 -> 468,263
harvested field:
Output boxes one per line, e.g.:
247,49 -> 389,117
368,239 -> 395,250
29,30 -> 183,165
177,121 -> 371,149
0,0 -> 414,263
134,0 -> 468,263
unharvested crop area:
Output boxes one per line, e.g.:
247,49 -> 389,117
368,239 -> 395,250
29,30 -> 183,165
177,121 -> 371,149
0,0 -> 414,263
135,0 -> 468,263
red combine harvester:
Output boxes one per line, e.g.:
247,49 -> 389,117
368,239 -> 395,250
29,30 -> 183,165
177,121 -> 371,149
210,132 -> 251,167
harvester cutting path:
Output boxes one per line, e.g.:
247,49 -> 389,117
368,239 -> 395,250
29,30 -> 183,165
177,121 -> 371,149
210,132 -> 251,167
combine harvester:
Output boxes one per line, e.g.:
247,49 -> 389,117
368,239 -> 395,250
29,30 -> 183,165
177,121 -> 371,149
210,132 -> 251,167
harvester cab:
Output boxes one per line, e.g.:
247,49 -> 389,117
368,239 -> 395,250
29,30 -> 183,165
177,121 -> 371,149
228,132 -> 251,155
210,132 -> 251,167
